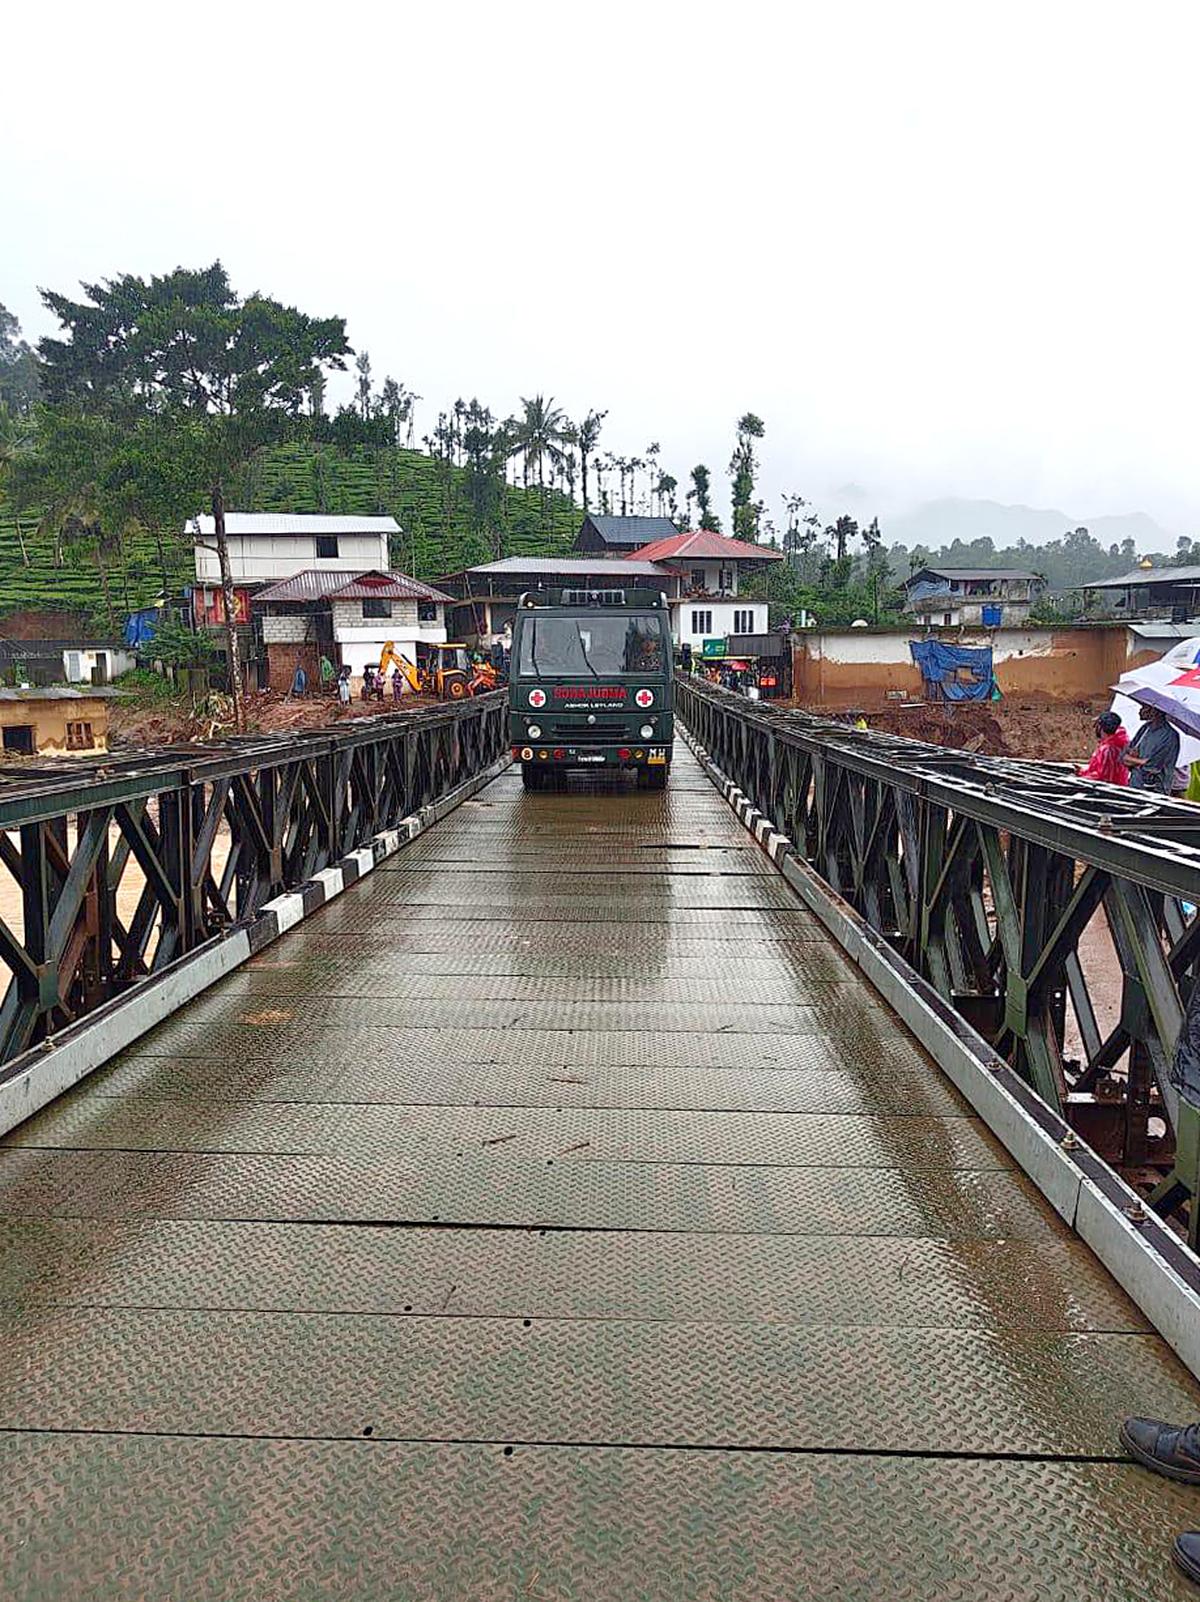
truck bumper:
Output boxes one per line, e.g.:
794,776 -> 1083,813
510,744 -> 671,770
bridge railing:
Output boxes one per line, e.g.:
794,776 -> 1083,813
676,673 -> 1200,1238
0,692 -> 507,1068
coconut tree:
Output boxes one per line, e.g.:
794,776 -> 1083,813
508,395 -> 571,522
573,408 -> 607,511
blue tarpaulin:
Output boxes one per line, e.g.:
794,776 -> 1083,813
124,608 -> 160,648
909,640 -> 995,701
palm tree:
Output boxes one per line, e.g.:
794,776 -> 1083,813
628,457 -> 645,514
507,395 -> 571,515
644,442 -> 660,512
574,409 -> 607,511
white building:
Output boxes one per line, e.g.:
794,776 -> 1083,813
253,569 -> 450,690
189,513 -> 397,587
625,531 -> 782,652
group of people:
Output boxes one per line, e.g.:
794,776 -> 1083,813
1079,703 -> 1182,793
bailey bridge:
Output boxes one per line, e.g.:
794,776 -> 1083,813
2,681 -> 1200,1599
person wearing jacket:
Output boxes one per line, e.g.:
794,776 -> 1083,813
1125,704 -> 1182,793
1078,711 -> 1130,786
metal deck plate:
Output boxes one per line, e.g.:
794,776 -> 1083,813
0,1217 -> 1149,1330
117,1024 -> 937,1072
244,947 -> 850,979
0,1304 -> 1193,1457
226,968 -> 865,1002
5,1099 -> 1002,1168
88,1052 -> 970,1116
154,995 -> 893,1041
0,1146 -> 1059,1235
2,1434 -> 1195,1602
5,1434 -> 1200,1602
2,739 -> 1196,1597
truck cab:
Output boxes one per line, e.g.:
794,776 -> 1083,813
509,587 -> 674,790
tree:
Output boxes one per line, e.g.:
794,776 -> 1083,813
0,405 -> 35,565
829,515 -> 858,566
644,442 -> 660,513
690,464 -> 721,532
780,492 -> 823,580
355,351 -> 374,421
37,262 -> 350,727
729,413 -> 765,542
507,395 -> 570,522
573,409 -> 606,512
145,614 -> 216,670
655,472 -> 678,521
0,305 -> 40,416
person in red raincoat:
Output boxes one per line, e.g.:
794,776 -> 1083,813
1078,710 -> 1129,785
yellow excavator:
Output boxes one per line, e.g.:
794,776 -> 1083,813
377,641 -> 487,700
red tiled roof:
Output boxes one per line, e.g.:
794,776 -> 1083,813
626,531 -> 784,564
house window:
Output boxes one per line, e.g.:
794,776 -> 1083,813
362,598 -> 392,619
1,725 -> 35,754
65,652 -> 82,681
418,601 -> 439,623
733,609 -> 754,634
691,609 -> 713,636
690,568 -> 706,591
316,535 -> 339,559
719,568 -> 734,593
67,720 -> 95,750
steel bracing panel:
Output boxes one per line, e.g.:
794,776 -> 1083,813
676,676 -> 1200,1236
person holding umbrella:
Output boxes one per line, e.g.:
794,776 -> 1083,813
1125,702 -> 1181,793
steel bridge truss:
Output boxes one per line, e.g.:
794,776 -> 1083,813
677,676 -> 1200,1239
0,695 -> 506,1068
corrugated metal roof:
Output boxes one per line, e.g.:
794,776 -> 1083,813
187,514 -> 399,538
465,557 -> 670,577
254,569 -> 451,604
906,567 -> 1040,583
580,515 -> 680,546
1084,565 -> 1200,590
628,531 -> 784,564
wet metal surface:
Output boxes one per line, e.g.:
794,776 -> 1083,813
0,743 -> 1197,1600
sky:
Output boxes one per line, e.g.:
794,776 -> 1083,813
4,0 -> 1199,540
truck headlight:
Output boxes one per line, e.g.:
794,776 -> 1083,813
527,723 -> 542,739
640,723 -> 654,739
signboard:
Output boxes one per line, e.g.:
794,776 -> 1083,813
701,638 -> 727,658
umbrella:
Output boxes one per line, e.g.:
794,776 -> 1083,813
1111,650 -> 1200,769
1119,684 -> 1200,742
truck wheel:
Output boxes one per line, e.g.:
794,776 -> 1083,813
637,767 -> 668,791
444,674 -> 469,700
522,766 -> 547,791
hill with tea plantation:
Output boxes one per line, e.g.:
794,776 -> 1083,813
0,442 -> 580,627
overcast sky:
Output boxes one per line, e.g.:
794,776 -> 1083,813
4,0 -> 1198,538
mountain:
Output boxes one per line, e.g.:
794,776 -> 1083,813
884,498 -> 1178,553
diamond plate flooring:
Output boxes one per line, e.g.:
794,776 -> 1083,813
1,740 -> 1196,1600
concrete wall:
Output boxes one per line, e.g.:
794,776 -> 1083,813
62,647 -> 136,683
261,615 -> 315,645
0,695 -> 110,755
674,599 -> 767,650
194,532 -> 389,584
792,625 -> 1139,708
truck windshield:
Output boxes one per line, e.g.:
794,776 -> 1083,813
518,615 -> 666,678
